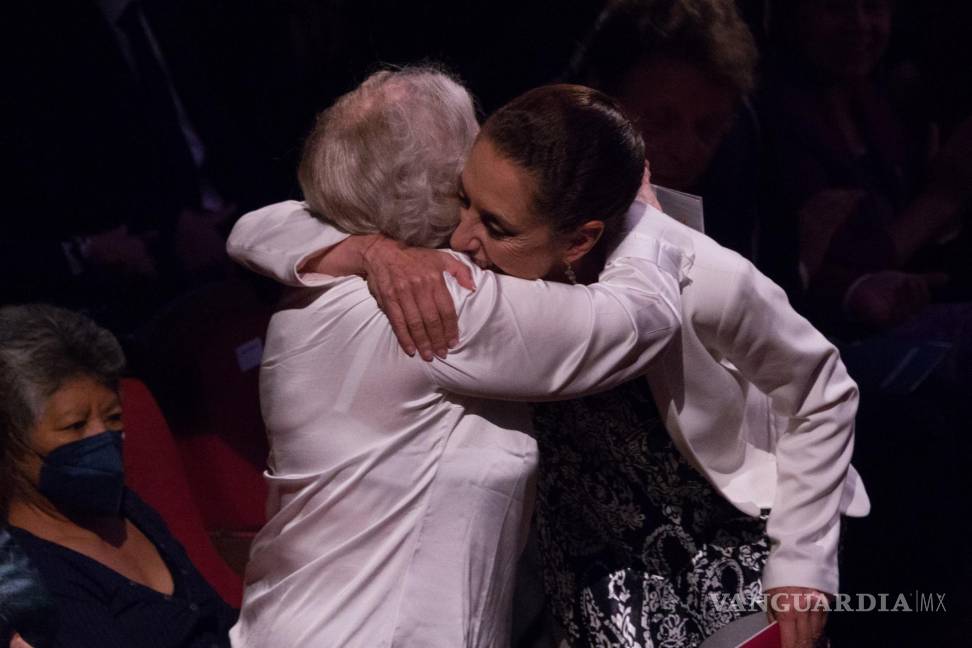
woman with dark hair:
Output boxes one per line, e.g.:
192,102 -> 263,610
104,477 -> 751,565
567,0 -> 762,260
226,71 -> 685,647
231,76 -> 866,648
0,304 -> 237,648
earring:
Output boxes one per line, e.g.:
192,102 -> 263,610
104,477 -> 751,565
564,260 -> 577,285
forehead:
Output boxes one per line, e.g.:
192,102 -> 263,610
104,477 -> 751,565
462,136 -> 543,229
40,376 -> 120,417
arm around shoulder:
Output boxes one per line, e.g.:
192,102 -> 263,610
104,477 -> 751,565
226,201 -> 352,286
423,214 -> 689,401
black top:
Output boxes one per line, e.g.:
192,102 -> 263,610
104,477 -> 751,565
7,490 -> 237,648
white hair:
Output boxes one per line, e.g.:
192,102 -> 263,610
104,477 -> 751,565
298,66 -> 479,247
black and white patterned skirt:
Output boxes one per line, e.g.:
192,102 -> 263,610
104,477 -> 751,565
532,378 -> 769,648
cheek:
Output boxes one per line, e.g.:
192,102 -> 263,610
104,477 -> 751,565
489,238 -> 561,279
13,451 -> 43,489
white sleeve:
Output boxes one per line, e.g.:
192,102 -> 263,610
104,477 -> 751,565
226,200 -> 350,287
712,260 -> 859,595
422,204 -> 688,401
227,200 -> 690,401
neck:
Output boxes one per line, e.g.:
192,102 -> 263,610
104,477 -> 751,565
574,248 -> 605,286
8,495 -> 126,546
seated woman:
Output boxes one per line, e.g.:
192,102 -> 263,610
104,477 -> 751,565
0,304 -> 237,648
233,79 -> 868,648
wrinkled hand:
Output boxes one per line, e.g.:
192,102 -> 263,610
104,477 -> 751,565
765,587 -> 830,648
361,237 -> 476,361
636,161 -> 662,211
84,225 -> 158,277
846,270 -> 948,329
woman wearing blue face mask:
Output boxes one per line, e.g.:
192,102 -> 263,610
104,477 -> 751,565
0,304 -> 237,648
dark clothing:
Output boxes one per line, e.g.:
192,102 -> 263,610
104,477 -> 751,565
757,68 -> 931,326
0,0 -> 285,327
8,490 -> 236,648
532,379 -> 769,648
0,527 -> 57,648
696,102 -> 762,263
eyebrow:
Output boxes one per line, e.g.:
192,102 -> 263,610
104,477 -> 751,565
458,174 -> 518,234
54,408 -> 89,425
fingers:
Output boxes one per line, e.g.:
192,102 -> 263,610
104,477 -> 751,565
809,609 -> 828,644
395,283 -> 435,362
383,298 -> 417,358
637,161 -> 662,210
410,277 -> 449,359
11,634 -> 34,648
362,244 -> 467,360
794,606 -> 812,648
443,255 -> 476,292
368,271 -> 417,357
433,278 -> 460,349
778,614 -> 798,648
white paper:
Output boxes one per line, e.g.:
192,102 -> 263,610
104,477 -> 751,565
653,184 -> 705,233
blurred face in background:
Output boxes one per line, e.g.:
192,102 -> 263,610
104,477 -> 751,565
794,0 -> 893,81
617,57 -> 736,191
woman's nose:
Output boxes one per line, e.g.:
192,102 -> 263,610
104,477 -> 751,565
450,215 -> 478,253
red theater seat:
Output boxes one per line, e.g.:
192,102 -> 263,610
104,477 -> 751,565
136,279 -> 271,534
121,378 -> 243,607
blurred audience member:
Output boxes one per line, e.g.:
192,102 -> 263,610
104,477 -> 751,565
0,304 -> 237,647
759,3 -> 972,642
0,1 -> 282,334
569,0 -> 761,258
759,0 -> 972,336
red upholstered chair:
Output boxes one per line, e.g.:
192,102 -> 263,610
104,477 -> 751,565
136,279 -> 271,535
121,378 -> 243,607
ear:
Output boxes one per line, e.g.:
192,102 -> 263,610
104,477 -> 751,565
563,220 -> 605,265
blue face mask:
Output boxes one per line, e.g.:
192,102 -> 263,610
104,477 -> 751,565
37,430 -> 125,517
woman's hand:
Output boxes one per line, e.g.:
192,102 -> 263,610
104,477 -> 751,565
360,237 -> 476,361
10,634 -> 34,648
845,270 -> 948,329
765,587 -> 830,648
636,161 -> 662,211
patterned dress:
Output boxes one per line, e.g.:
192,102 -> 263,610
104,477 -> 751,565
532,378 -> 769,648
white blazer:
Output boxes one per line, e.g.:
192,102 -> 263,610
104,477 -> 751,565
228,201 -> 868,597
633,211 -> 869,595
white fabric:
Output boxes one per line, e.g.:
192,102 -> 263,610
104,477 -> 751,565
631,212 -> 869,595
230,201 -> 871,598
227,201 -> 686,647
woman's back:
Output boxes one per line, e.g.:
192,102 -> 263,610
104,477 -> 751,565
233,272 -> 539,647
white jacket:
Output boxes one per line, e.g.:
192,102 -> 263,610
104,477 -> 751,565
631,211 -> 869,595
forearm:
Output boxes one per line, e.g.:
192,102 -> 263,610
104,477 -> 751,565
226,201 -> 352,286
762,409 -> 855,595
718,265 -> 859,593
298,234 -> 383,278
426,237 -> 684,400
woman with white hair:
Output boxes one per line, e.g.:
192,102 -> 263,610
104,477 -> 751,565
227,68 -> 687,647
